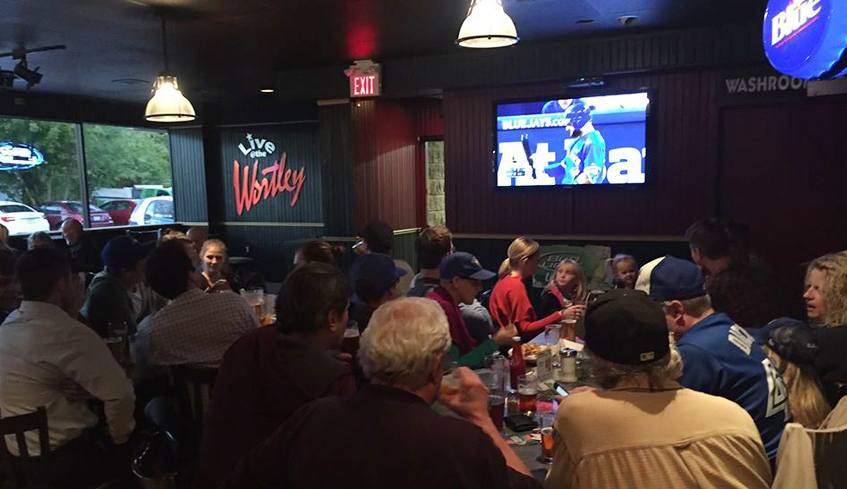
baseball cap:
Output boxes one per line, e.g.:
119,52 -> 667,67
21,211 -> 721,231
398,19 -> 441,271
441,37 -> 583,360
351,253 -> 407,294
757,317 -> 818,366
102,236 -> 154,274
439,252 -> 496,281
635,255 -> 706,301
584,289 -> 670,365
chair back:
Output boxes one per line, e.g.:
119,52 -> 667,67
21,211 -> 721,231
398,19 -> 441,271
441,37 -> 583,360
0,407 -> 51,489
171,366 -> 218,426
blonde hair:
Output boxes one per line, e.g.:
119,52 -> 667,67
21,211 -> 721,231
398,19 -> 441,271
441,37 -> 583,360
359,298 -> 452,390
498,258 -> 511,279
545,259 -> 587,303
507,237 -> 540,271
765,347 -> 830,428
806,251 -> 847,327
590,342 -> 684,390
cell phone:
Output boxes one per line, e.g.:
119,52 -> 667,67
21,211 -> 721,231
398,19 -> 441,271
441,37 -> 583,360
505,414 -> 538,432
554,383 -> 569,397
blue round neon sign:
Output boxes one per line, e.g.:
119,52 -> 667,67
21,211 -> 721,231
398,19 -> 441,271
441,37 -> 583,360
763,0 -> 847,79
0,142 -> 46,171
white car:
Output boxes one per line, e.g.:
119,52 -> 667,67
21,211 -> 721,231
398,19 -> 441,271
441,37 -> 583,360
129,196 -> 175,226
0,201 -> 50,236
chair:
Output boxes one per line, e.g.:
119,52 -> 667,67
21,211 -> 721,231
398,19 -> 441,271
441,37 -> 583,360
772,397 -> 847,489
171,366 -> 218,427
0,407 -> 51,489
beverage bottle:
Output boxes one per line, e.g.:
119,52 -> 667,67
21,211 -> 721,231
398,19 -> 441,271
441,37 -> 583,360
509,336 -> 526,390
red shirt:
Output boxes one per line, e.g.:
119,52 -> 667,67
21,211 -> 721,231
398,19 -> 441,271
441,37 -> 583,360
488,275 -> 561,341
427,286 -> 477,354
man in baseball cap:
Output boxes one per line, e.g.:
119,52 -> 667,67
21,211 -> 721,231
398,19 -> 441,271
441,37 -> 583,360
349,252 -> 407,332
547,288 -> 772,489
80,235 -> 153,337
636,255 -> 789,463
426,252 -> 515,369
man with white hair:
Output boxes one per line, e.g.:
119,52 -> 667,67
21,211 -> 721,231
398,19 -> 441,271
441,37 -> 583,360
223,297 -> 540,489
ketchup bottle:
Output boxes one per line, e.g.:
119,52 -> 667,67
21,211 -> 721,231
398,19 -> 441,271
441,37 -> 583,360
509,336 -> 526,390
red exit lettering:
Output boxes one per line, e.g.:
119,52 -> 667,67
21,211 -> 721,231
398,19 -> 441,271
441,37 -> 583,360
351,74 -> 378,97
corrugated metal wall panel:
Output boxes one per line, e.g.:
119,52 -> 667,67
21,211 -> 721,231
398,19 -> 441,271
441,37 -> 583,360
319,104 -> 356,236
443,70 -> 719,237
220,224 -> 322,282
169,128 -> 208,223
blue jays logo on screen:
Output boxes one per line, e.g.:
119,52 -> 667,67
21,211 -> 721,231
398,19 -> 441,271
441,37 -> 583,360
0,141 -> 45,171
496,93 -> 649,187
763,0 -> 847,79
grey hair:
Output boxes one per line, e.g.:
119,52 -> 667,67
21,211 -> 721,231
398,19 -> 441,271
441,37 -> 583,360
359,297 -> 452,390
589,341 -> 684,390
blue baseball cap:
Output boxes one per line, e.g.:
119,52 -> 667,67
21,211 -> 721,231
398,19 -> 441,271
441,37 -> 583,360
439,252 -> 496,281
351,253 -> 407,294
754,317 -> 818,366
102,235 -> 154,274
635,255 -> 706,301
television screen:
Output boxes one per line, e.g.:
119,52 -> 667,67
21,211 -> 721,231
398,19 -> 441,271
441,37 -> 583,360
495,92 -> 650,187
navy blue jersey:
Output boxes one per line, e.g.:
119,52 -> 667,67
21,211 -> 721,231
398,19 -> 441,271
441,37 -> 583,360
677,312 -> 789,462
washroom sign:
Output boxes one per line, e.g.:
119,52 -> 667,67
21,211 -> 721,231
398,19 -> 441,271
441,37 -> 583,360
232,133 -> 306,216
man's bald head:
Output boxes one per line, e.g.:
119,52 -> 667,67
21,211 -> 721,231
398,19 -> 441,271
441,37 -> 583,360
61,219 -> 83,245
186,226 -> 207,254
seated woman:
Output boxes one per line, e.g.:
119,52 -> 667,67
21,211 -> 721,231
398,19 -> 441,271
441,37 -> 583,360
200,239 -> 242,293
294,240 -> 345,268
759,318 -> 830,428
802,251 -> 847,406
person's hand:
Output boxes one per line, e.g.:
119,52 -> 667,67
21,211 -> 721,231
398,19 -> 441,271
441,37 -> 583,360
439,367 -> 490,425
207,279 -> 230,293
553,386 -> 595,404
561,305 -> 586,321
492,323 -> 518,346
59,379 -> 91,402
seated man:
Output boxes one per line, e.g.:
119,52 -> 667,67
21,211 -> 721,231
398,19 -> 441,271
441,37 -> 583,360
426,252 -> 515,368
349,252 -> 406,331
80,236 -> 152,337
135,240 -> 259,369
27,231 -> 55,250
0,248 -> 20,323
361,220 -> 415,297
408,225 -> 453,298
193,263 -> 356,488
223,297 -> 540,489
61,218 -> 102,275
0,249 -> 135,487
185,226 -> 207,256
546,289 -> 772,489
637,255 -> 789,463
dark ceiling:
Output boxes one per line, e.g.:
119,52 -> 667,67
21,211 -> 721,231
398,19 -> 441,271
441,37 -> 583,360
0,0 -> 766,104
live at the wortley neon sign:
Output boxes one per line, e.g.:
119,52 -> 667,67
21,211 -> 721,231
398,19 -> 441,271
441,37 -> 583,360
232,152 -> 306,216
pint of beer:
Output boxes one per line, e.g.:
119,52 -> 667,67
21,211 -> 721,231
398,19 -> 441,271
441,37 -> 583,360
342,322 -> 360,357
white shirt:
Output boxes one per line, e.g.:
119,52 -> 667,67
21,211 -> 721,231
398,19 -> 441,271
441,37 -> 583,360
0,301 -> 135,455
135,288 -> 259,369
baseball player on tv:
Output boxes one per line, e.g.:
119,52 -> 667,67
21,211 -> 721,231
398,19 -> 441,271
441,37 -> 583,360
543,99 -> 607,185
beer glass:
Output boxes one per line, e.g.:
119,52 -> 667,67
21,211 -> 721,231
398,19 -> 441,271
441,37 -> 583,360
342,321 -> 360,358
488,393 -> 506,432
539,414 -> 554,464
517,374 -> 537,416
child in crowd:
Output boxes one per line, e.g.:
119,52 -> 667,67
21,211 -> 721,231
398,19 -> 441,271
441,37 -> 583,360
610,254 -> 638,289
540,259 -> 588,319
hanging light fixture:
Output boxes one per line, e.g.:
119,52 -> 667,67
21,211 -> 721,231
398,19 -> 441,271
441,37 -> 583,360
456,0 -> 519,49
145,14 -> 195,122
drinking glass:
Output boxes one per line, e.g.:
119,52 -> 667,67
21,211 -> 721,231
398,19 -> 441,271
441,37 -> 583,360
261,293 -> 277,326
517,374 -> 537,416
240,288 -> 265,319
105,321 -> 129,364
488,393 -> 506,432
539,414 -> 555,464
561,319 -> 577,341
544,324 -> 561,346
342,321 -> 360,357
439,360 -> 460,399
484,354 -> 509,392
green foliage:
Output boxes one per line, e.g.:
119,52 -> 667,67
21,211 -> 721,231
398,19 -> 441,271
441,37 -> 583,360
0,118 -> 171,209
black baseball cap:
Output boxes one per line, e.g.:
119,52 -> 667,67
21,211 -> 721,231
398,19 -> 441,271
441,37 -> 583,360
439,252 -> 496,281
585,289 -> 670,365
351,253 -> 407,294
758,317 -> 818,366
102,236 -> 154,274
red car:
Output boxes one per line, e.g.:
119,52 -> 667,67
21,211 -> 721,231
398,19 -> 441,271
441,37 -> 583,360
98,199 -> 138,226
40,201 -> 115,230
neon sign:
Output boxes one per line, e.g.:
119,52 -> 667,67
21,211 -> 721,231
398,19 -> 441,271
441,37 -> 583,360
231,134 -> 306,216
763,0 -> 847,79
0,142 -> 45,171
346,60 -> 381,98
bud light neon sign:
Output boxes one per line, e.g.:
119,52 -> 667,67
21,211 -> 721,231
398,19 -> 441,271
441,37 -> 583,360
0,142 -> 46,171
763,0 -> 847,79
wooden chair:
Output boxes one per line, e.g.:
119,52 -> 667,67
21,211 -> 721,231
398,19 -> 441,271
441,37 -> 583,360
170,366 -> 218,427
0,407 -> 51,489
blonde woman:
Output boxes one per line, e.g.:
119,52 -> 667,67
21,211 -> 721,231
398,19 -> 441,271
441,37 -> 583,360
803,251 -> 847,405
489,237 -> 584,340
200,239 -> 242,293
540,259 -> 588,320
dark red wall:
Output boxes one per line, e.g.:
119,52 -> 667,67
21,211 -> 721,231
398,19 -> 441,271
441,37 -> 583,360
351,97 -> 443,231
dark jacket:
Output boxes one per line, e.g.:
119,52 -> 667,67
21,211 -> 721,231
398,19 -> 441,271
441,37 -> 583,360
68,235 -> 102,275
79,271 -> 136,337
221,384 -> 541,489
192,327 -> 355,489
814,325 -> 847,406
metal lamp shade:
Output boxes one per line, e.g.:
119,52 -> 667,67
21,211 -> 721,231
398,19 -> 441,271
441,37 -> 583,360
457,0 -> 519,48
145,75 -> 196,123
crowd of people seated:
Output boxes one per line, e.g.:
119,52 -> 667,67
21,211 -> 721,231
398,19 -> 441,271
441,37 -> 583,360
0,216 -> 844,489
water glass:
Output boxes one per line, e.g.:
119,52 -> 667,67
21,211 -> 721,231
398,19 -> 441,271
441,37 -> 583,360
544,324 -> 561,346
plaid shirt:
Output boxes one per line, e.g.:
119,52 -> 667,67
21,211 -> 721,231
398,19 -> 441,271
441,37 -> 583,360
706,266 -> 789,330
136,289 -> 259,368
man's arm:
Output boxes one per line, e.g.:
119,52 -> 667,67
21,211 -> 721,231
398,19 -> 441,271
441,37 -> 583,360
56,326 -> 135,444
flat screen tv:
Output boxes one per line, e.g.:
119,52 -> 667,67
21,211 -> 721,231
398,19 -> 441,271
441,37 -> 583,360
495,92 -> 650,187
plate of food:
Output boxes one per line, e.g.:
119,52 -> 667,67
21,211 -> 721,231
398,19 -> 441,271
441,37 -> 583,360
522,343 -> 548,363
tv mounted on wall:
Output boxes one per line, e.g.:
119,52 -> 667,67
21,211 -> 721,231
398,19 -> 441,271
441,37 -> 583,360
495,91 -> 650,187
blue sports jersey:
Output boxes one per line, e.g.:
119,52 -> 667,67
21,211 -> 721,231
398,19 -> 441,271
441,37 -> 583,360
677,312 -> 789,462
557,130 -> 606,184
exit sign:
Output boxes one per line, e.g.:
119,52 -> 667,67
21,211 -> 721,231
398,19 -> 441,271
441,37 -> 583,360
347,60 -> 381,98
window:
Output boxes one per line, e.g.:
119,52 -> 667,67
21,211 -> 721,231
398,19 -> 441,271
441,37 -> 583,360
0,117 -> 82,235
83,124 -> 173,228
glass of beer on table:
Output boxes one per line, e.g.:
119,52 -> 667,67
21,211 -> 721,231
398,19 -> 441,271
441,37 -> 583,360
342,321 -> 360,357
488,392 -> 506,432
539,414 -> 554,464
517,374 -> 537,416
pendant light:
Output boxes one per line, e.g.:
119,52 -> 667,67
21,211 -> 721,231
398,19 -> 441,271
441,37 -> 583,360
145,14 -> 196,123
456,0 -> 519,49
